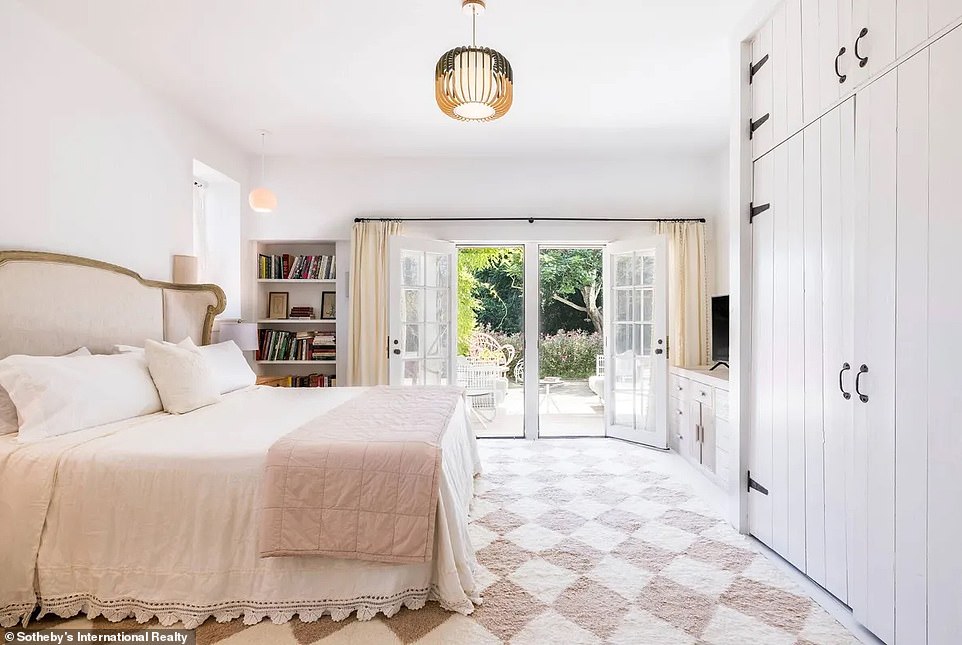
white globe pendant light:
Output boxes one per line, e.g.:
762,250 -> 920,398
249,130 -> 277,213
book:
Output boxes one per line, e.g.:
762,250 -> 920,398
258,254 -> 336,280
257,329 -> 337,362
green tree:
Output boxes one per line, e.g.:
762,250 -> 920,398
502,248 -> 604,336
457,247 -> 523,353
539,249 -> 603,335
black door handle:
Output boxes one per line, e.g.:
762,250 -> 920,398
855,364 -> 868,402
839,362 -> 851,400
855,27 -> 869,68
835,47 -> 847,83
654,348 -> 664,355
393,349 -> 401,355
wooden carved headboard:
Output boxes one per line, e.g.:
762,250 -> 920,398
0,251 -> 226,359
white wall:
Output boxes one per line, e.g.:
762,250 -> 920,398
0,0 -> 246,283
246,153 -> 726,239
243,151 -> 730,317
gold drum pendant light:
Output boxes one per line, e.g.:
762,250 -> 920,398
435,0 -> 513,122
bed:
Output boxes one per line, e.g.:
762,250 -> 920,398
0,252 -> 481,628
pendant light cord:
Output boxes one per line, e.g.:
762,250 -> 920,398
472,8 -> 476,47
260,132 -> 266,183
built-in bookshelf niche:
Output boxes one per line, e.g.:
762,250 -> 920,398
253,239 -> 349,387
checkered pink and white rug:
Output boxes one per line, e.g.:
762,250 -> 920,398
15,439 -> 857,644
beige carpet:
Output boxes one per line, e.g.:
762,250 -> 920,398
9,439 -> 858,644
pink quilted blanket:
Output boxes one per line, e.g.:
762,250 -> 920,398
258,386 -> 464,564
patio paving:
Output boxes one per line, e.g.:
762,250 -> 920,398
468,379 -> 606,438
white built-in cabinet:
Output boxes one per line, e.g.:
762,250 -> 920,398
750,0 -> 962,160
746,5 -> 962,643
670,367 -> 731,489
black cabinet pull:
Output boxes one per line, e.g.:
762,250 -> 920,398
835,47 -> 847,83
855,364 -> 869,402
855,27 -> 869,68
839,362 -> 852,400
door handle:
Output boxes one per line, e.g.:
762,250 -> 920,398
393,349 -> 401,355
654,348 -> 664,355
855,27 -> 869,68
855,364 -> 869,403
838,362 -> 852,400
835,47 -> 847,83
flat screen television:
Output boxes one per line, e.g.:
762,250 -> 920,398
711,295 -> 729,368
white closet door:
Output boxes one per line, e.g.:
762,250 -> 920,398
784,133 -> 807,570
850,0 -> 897,85
895,47 -> 929,645
819,0 -> 843,108
819,97 -> 855,604
801,0 -> 823,121
770,142 -> 790,559
899,0 -> 929,56
928,25 -> 962,644
771,6 -> 789,144
820,0 -> 854,108
852,71 -> 898,645
768,132 -> 807,572
802,120 -> 827,588
752,20 -> 774,158
930,0 -> 962,35
749,152 -> 775,548
784,0 -> 804,134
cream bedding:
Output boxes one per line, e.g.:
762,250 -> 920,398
0,386 -> 482,628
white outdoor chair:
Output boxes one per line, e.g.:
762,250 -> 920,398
588,354 -> 605,401
468,332 -> 516,368
457,358 -> 507,429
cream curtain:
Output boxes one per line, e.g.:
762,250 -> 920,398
346,220 -> 402,386
656,221 -> 710,368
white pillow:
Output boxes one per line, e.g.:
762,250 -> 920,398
145,337 -> 221,414
0,352 -> 162,442
0,347 -> 92,435
199,341 -> 256,394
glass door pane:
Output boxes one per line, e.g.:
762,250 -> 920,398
456,246 -> 524,438
389,237 -> 457,387
604,237 -> 668,448
538,247 -> 605,437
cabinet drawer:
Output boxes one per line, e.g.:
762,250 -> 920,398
691,383 -> 714,408
715,389 -> 730,421
670,375 -> 691,400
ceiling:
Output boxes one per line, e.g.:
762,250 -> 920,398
23,0 -> 756,158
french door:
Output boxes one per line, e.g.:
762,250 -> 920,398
603,237 -> 669,448
387,236 -> 458,386
386,233 -> 670,450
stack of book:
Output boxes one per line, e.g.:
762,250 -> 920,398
266,374 -> 337,388
258,254 -> 336,280
291,374 -> 336,388
311,332 -> 336,361
257,329 -> 337,362
289,306 -> 314,319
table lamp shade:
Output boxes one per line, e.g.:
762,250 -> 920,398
218,322 -> 259,352
172,255 -> 199,284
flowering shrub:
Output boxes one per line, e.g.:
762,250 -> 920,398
539,330 -> 603,379
484,329 -> 602,380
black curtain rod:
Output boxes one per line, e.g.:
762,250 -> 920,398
353,216 -> 706,224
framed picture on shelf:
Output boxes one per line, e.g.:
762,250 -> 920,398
268,292 -> 289,319
321,292 -> 336,319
